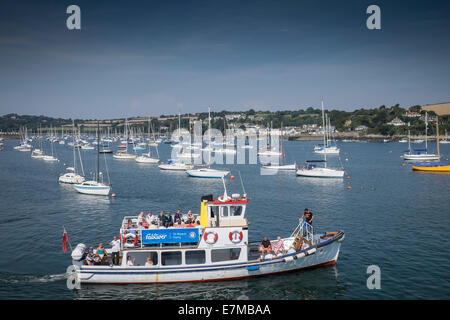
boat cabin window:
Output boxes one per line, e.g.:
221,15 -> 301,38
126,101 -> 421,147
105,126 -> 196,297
230,206 -> 242,216
185,250 -> 206,265
211,248 -> 241,263
127,251 -> 158,266
219,206 -> 228,217
161,251 -> 182,266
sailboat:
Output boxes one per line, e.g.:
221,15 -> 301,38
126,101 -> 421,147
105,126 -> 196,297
314,114 -> 339,154
42,126 -> 59,162
136,119 -> 160,163
258,125 -> 282,157
402,113 -> 439,161
113,118 -> 137,160
297,101 -> 345,178
74,121 -> 111,195
412,112 -> 450,172
31,126 -> 44,159
261,122 -> 296,170
186,106 -> 230,178
59,121 -> 86,184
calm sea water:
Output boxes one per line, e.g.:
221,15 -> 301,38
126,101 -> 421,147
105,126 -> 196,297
0,139 -> 449,300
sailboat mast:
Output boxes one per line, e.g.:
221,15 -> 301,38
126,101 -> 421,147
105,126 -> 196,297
208,106 -> 211,166
97,121 -> 100,183
436,115 -> 440,158
281,122 -> 284,166
321,101 -> 327,167
425,112 -> 428,153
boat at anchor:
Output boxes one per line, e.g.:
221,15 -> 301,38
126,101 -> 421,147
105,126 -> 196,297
67,181 -> 344,285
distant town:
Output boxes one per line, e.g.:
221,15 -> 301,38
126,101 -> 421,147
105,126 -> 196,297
1,103 -> 449,141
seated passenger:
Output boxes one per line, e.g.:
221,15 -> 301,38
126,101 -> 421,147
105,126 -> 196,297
148,221 -> 158,229
137,211 -> 145,226
259,237 -> 272,259
175,218 -> 184,228
95,243 -> 106,259
185,210 -> 195,224
146,212 -> 153,224
85,252 -> 94,266
174,209 -> 183,223
272,236 -> 285,255
159,211 -> 166,227
141,220 -> 149,229
126,256 -> 135,267
145,257 -> 153,266
163,212 -> 173,228
93,255 -> 102,265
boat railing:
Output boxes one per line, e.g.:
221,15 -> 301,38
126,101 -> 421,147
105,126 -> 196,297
290,219 -> 315,245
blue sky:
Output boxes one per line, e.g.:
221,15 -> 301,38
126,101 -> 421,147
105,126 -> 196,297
1,0 -> 450,118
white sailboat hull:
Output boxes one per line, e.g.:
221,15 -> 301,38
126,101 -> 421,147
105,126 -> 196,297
136,156 -> 159,163
296,167 -> 345,178
262,164 -> 296,170
186,168 -> 230,178
113,153 -> 137,160
402,154 -> 440,161
59,173 -> 86,184
74,182 -> 111,196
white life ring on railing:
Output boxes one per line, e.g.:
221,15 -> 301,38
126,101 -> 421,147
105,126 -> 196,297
229,231 -> 243,243
203,231 -> 218,244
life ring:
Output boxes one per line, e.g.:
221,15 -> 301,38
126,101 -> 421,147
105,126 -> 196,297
229,231 -> 243,243
203,231 -> 218,244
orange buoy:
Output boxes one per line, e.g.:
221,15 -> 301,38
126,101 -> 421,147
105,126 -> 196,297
230,175 -> 235,181
347,186 -> 351,190
346,175 -> 350,179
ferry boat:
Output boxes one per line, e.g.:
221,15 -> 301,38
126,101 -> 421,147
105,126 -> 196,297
68,184 -> 344,285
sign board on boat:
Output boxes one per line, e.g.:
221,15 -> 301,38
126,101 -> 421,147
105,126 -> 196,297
141,228 -> 199,244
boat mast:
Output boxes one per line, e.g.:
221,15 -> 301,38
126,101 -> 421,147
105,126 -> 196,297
436,115 -> 440,158
321,100 -> 327,168
408,122 -> 411,155
281,122 -> 284,166
425,111 -> 428,154
97,121 -> 100,183
208,106 -> 211,166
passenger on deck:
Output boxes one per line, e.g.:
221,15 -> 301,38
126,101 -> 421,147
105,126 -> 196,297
93,254 -> 102,265
145,257 -> 153,266
259,237 -> 272,259
158,211 -> 165,227
301,208 -> 314,225
148,221 -> 158,229
110,236 -> 120,265
95,243 -> 107,259
137,212 -> 145,226
184,220 -> 195,228
85,252 -> 94,266
163,212 -> 173,228
273,236 -> 285,255
175,218 -> 184,227
185,210 -> 195,224
174,209 -> 183,223
126,256 -> 135,267
146,212 -> 154,225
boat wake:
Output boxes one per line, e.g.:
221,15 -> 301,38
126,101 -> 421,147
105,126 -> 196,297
0,273 -> 67,285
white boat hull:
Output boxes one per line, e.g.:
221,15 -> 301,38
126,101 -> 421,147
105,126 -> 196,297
72,234 -> 342,284
135,156 -> 159,163
113,153 -> 137,160
186,168 -> 230,178
402,154 -> 440,161
261,164 -> 296,170
296,167 -> 345,178
74,182 -> 111,195
59,173 -> 86,184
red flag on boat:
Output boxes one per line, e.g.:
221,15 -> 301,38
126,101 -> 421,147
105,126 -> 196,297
62,228 -> 69,253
